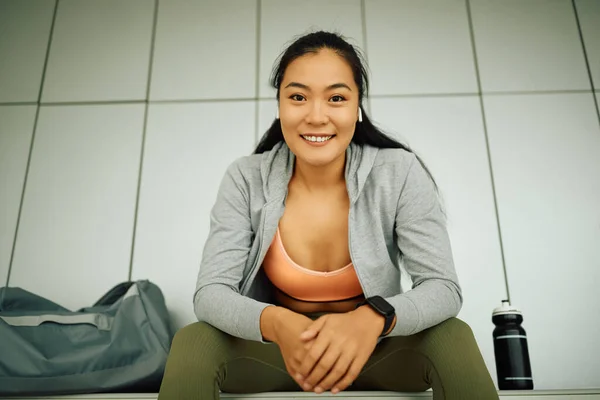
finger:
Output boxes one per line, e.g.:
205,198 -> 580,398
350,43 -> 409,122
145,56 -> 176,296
331,352 -> 369,394
314,348 -> 354,392
297,335 -> 331,383
289,368 -> 303,387
292,339 -> 315,383
293,338 -> 314,365
304,345 -> 342,392
300,316 -> 328,341
283,361 -> 301,387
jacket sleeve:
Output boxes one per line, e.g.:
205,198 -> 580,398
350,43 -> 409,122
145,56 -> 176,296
193,160 -> 271,342
384,154 -> 463,336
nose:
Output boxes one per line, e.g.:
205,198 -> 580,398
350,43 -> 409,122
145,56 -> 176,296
305,101 -> 328,125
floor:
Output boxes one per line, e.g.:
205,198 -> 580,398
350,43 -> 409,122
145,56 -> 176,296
1,390 -> 599,400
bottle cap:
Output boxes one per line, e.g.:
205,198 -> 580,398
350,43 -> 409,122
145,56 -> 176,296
492,299 -> 522,316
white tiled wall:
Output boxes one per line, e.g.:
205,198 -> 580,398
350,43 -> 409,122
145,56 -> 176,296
258,99 -> 278,141
1,0 -> 599,392
365,0 -> 478,95
259,0 -> 364,98
0,0 -> 54,103
9,105 -> 145,309
470,0 -> 591,92
130,102 -> 256,331
41,0 -> 155,102
576,0 -> 600,89
150,0 -> 257,101
0,106 -> 36,286
484,92 -> 600,390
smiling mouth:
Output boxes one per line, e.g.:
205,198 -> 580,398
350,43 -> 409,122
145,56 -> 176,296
301,134 -> 335,143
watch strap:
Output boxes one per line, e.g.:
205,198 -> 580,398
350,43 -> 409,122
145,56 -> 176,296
357,297 -> 395,337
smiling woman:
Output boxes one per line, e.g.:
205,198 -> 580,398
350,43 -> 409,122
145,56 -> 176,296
278,49 -> 358,167
157,31 -> 499,400
256,32 -> 434,178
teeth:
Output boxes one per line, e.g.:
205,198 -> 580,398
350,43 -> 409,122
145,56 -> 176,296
303,135 -> 332,142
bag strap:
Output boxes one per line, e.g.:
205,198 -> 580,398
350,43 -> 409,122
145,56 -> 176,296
92,281 -> 135,307
0,313 -> 113,331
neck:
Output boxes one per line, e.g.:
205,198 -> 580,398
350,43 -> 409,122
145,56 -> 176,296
293,153 -> 346,191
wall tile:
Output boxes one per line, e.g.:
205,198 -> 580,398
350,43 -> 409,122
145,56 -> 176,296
41,0 -> 154,102
257,99 -> 277,145
259,0 -> 363,98
0,0 -> 55,103
470,0 -> 589,92
10,104 -> 144,309
0,106 -> 36,286
485,92 -> 600,389
150,0 -> 256,101
575,0 -> 600,90
365,0 -> 478,95
131,101 -> 255,330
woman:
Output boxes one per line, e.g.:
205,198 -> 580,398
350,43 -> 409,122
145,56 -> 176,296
158,31 -> 499,400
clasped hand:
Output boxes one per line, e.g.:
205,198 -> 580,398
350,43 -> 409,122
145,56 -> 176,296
274,307 -> 383,395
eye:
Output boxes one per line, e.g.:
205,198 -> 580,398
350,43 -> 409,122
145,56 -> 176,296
290,94 -> 305,102
330,95 -> 346,103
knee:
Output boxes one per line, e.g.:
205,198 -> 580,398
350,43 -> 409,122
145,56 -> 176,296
422,317 -> 476,346
161,322 -> 229,390
167,322 -> 227,366
439,317 -> 474,338
171,321 -> 224,349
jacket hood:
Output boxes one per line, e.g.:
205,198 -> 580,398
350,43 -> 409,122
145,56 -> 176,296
259,140 -> 380,204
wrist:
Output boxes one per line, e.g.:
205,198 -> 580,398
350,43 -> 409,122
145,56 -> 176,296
353,305 -> 385,337
355,296 -> 396,337
260,306 -> 286,342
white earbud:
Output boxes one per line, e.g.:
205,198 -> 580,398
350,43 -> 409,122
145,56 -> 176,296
358,107 -> 363,123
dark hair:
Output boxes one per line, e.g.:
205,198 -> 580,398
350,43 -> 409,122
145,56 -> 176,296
254,30 -> 437,190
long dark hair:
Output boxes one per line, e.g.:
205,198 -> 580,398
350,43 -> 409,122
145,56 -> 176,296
254,30 -> 437,190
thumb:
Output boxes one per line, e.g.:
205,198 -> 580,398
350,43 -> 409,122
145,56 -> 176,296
300,316 -> 327,341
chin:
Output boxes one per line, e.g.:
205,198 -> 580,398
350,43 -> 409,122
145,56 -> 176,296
302,157 -> 336,167
296,150 -> 345,168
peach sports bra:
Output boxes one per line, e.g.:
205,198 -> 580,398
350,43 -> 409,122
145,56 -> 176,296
262,228 -> 363,302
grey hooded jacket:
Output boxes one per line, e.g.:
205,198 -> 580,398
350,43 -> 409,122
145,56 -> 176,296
194,141 -> 462,342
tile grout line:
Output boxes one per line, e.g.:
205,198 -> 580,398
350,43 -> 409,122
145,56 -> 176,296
572,0 -> 600,128
0,102 -> 39,106
254,0 -> 262,148
127,0 -> 160,282
2,89 -> 596,108
465,0 -> 511,302
366,89 -> 595,97
5,0 -> 60,289
360,0 -> 372,115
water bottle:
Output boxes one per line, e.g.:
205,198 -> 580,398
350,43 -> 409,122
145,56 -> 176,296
492,300 -> 534,390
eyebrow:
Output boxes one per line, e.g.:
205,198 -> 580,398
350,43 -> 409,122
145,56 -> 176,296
284,82 -> 352,91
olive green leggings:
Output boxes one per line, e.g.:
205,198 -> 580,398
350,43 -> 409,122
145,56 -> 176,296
157,317 -> 499,400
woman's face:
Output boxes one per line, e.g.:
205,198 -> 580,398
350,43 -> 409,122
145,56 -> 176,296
278,49 -> 360,168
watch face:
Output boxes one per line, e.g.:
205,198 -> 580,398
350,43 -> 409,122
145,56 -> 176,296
370,296 -> 395,316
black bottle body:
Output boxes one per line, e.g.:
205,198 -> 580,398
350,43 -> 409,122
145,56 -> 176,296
492,311 -> 534,390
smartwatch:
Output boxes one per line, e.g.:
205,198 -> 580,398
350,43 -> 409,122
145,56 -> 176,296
357,296 -> 396,337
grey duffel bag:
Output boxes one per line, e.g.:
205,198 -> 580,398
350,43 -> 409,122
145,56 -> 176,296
0,280 -> 174,396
